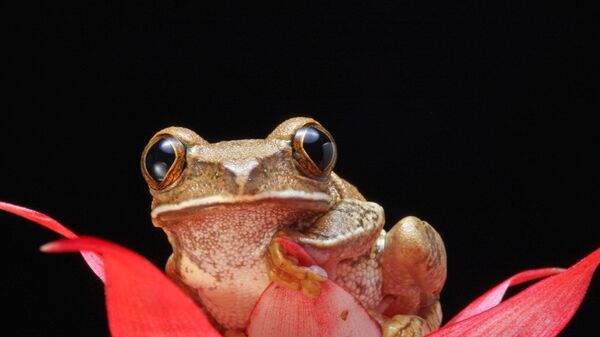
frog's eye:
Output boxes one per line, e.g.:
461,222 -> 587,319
292,123 -> 337,178
141,135 -> 186,190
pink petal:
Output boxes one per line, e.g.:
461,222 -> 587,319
248,281 -> 381,337
428,247 -> 600,337
247,238 -> 381,337
42,236 -> 222,337
0,201 -> 105,281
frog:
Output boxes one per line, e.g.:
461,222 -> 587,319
141,117 -> 447,337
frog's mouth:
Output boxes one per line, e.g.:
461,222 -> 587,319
151,190 -> 332,221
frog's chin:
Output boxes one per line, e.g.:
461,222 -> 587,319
151,189 -> 332,221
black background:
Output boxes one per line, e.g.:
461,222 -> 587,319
2,2 -> 598,336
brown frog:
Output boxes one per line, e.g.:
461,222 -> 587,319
141,117 -> 446,337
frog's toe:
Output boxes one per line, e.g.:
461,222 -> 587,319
266,240 -> 326,297
381,314 -> 426,337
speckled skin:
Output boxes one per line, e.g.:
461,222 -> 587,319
143,118 -> 447,336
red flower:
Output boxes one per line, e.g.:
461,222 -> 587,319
1,201 -> 598,337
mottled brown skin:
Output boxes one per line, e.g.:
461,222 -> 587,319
142,118 -> 447,337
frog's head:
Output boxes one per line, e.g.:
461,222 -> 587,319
142,117 -> 339,235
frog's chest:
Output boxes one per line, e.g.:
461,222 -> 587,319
163,203 -> 323,329
166,214 -> 277,329
173,249 -> 270,330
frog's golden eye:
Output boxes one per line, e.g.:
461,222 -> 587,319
141,135 -> 186,190
292,123 -> 337,178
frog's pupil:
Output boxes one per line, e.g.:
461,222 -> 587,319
146,137 -> 178,182
303,127 -> 334,171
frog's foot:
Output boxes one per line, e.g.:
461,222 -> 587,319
223,330 -> 247,337
381,314 -> 427,337
265,239 -> 327,297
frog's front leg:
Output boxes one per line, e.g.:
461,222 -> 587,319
266,199 -> 385,296
381,216 -> 447,337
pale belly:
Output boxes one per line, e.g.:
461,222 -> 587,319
160,203 -> 327,330
177,252 -> 271,330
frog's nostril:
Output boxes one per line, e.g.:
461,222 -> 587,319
224,160 -> 259,191
224,160 -> 259,176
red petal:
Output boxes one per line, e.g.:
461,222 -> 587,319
247,238 -> 381,337
0,201 -> 105,280
428,247 -> 600,337
42,236 -> 222,337
447,267 -> 563,324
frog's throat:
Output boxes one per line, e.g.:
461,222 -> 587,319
151,190 -> 331,219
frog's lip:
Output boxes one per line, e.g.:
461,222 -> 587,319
151,190 -> 331,219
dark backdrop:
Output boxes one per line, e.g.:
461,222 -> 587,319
2,2 -> 598,336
